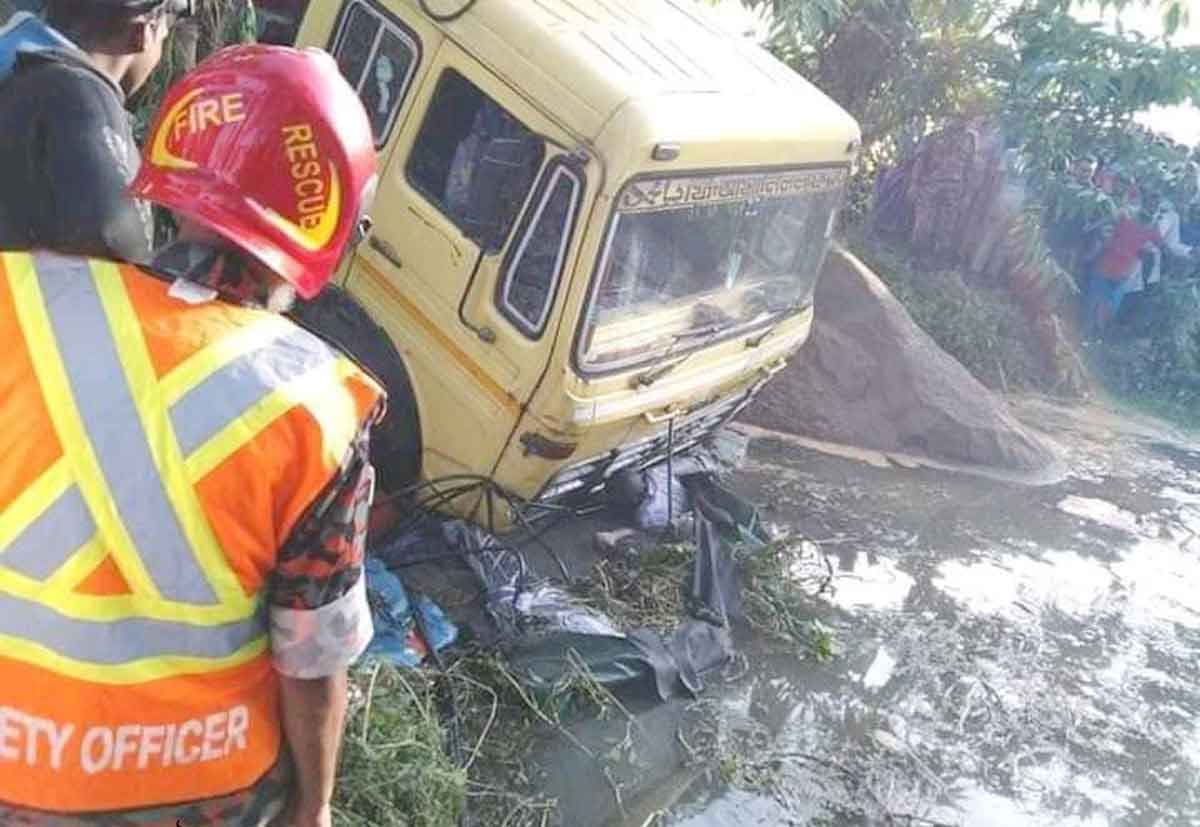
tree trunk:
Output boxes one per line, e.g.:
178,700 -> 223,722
171,17 -> 201,74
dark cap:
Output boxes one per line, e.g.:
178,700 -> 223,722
51,0 -> 193,14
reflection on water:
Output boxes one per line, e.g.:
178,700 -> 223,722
1159,485 -> 1200,507
934,549 -> 1115,621
934,782 -> 1118,827
862,646 -> 897,691
1112,536 -> 1200,630
668,789 -> 791,826
1057,495 -> 1142,533
827,551 -> 915,612
584,432 -> 1200,827
933,524 -> 1200,637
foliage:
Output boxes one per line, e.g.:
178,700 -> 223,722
1048,0 -> 1190,38
336,664 -> 467,827
999,7 -> 1200,188
733,0 -> 1009,170
847,226 -> 1053,392
130,0 -> 258,139
337,531 -> 848,827
578,535 -> 841,662
1085,282 -> 1200,431
806,619 -> 839,663
725,0 -> 1200,210
720,0 -> 1200,412
734,537 -> 840,657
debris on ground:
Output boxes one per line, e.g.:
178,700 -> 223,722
349,428 -> 838,826
363,558 -> 458,668
337,664 -> 467,827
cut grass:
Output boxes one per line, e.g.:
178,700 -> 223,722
574,537 -> 839,661
339,648 -> 640,827
336,664 -> 467,827
336,535 -> 840,826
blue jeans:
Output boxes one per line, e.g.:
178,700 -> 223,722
1083,272 -> 1133,335
1181,222 -> 1200,247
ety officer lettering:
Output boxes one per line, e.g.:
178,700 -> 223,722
0,704 -> 250,774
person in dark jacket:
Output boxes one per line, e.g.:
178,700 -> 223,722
0,0 -> 189,262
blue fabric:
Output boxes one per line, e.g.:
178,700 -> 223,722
1083,271 -> 1135,334
363,557 -> 458,668
1093,273 -> 1132,307
0,14 -> 75,82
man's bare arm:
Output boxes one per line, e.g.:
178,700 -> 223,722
279,671 -> 349,827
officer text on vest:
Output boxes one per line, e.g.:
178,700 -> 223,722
0,704 -> 250,773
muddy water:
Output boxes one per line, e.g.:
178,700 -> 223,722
541,400 -> 1200,827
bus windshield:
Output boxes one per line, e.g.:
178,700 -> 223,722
578,166 -> 847,373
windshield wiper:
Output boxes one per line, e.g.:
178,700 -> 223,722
635,324 -> 724,388
746,301 -> 806,348
670,323 -> 725,344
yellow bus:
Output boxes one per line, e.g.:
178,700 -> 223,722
292,0 -> 860,522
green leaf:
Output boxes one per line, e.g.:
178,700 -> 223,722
1165,3 -> 1182,37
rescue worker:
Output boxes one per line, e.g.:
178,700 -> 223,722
0,46 -> 382,827
0,0 -> 191,262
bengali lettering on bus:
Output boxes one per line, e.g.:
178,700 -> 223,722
618,168 -> 848,214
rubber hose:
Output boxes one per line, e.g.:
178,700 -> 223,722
419,0 -> 479,23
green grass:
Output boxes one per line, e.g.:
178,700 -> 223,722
575,537 -> 839,662
338,656 -> 564,827
339,648 -> 646,827
843,229 -> 1052,394
1084,342 -> 1200,434
840,229 -> 1200,434
334,535 -> 842,827
336,665 -> 467,827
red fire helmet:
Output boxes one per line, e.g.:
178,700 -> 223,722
130,45 -> 377,299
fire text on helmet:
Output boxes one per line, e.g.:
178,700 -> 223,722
171,93 -> 246,143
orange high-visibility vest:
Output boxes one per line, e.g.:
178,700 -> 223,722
0,251 -> 382,812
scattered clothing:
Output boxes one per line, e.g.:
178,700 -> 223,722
379,467 -> 766,708
630,463 -> 692,532
607,432 -> 748,532
363,558 -> 458,668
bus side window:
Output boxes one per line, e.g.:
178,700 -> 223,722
406,69 -> 544,252
497,163 -> 582,337
329,0 -> 419,146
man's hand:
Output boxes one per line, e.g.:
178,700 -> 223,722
281,800 -> 332,827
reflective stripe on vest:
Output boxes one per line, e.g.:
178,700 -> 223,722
0,251 -> 365,684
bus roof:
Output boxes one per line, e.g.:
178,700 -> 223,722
444,0 -> 859,149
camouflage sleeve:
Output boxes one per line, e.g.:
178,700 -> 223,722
269,574 -> 373,679
267,410 -> 380,678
